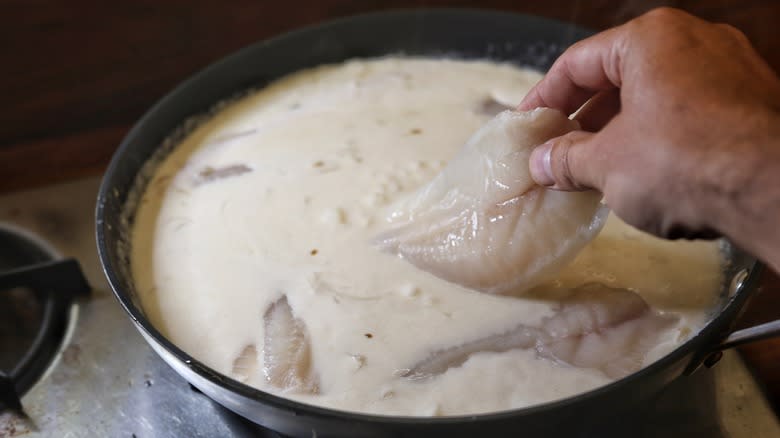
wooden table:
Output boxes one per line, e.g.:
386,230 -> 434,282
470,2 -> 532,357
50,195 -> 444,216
2,0 -> 779,412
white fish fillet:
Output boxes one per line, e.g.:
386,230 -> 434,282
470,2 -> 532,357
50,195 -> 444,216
231,344 -> 259,383
536,283 -> 677,379
262,296 -> 318,393
402,283 -> 677,380
400,326 -> 537,380
376,108 -> 608,294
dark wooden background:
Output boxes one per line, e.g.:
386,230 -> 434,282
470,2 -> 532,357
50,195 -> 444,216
1,0 -> 778,412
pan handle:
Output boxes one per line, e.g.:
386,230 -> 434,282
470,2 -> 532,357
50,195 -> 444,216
716,267 -> 780,350
690,317 -> 780,374
718,320 -> 780,350
684,266 -> 780,374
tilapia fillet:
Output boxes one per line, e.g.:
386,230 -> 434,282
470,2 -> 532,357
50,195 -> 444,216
376,108 -> 608,295
402,283 -> 677,380
262,296 -> 318,393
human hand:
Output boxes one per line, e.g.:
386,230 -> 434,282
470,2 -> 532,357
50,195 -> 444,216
519,7 -> 780,269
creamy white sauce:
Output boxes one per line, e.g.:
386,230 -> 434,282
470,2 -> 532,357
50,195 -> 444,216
130,58 -> 722,416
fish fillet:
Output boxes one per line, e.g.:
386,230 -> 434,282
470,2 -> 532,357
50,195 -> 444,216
536,283 -> 678,379
376,108 -> 608,295
262,296 -> 318,393
231,344 -> 259,383
402,283 -> 677,380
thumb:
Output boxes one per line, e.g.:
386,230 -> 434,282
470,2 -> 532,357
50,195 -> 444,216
528,130 -> 606,192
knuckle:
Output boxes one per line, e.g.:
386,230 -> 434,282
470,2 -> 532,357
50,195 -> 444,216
565,38 -> 589,57
716,23 -> 750,45
643,6 -> 682,23
626,8 -> 684,46
635,7 -> 690,35
550,134 -> 581,190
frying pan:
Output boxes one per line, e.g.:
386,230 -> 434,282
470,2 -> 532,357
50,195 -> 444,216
96,9 -> 780,437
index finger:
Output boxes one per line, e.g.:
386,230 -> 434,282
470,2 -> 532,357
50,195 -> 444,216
518,25 -> 626,115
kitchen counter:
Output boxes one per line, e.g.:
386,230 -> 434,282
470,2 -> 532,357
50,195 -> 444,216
0,0 -> 778,414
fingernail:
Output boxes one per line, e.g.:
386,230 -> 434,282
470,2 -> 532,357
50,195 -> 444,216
530,142 -> 555,186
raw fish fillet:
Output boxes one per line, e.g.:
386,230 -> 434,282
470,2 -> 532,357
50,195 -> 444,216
402,283 -> 677,380
400,326 -> 537,380
231,344 -> 258,383
376,109 -> 608,295
262,296 -> 318,393
536,283 -> 677,379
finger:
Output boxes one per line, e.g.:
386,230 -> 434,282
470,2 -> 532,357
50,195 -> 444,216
518,25 -> 626,115
573,89 -> 621,132
528,130 -> 608,192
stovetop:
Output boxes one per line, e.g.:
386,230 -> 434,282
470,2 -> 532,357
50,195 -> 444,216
1,177 -> 779,437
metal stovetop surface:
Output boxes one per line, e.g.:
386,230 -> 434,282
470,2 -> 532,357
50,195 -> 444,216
0,177 -> 778,438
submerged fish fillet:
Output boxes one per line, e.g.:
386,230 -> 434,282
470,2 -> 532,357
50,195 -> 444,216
402,283 -> 677,380
231,344 -> 259,383
262,296 -> 318,393
536,283 -> 678,379
376,108 -> 608,295
400,325 -> 538,380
